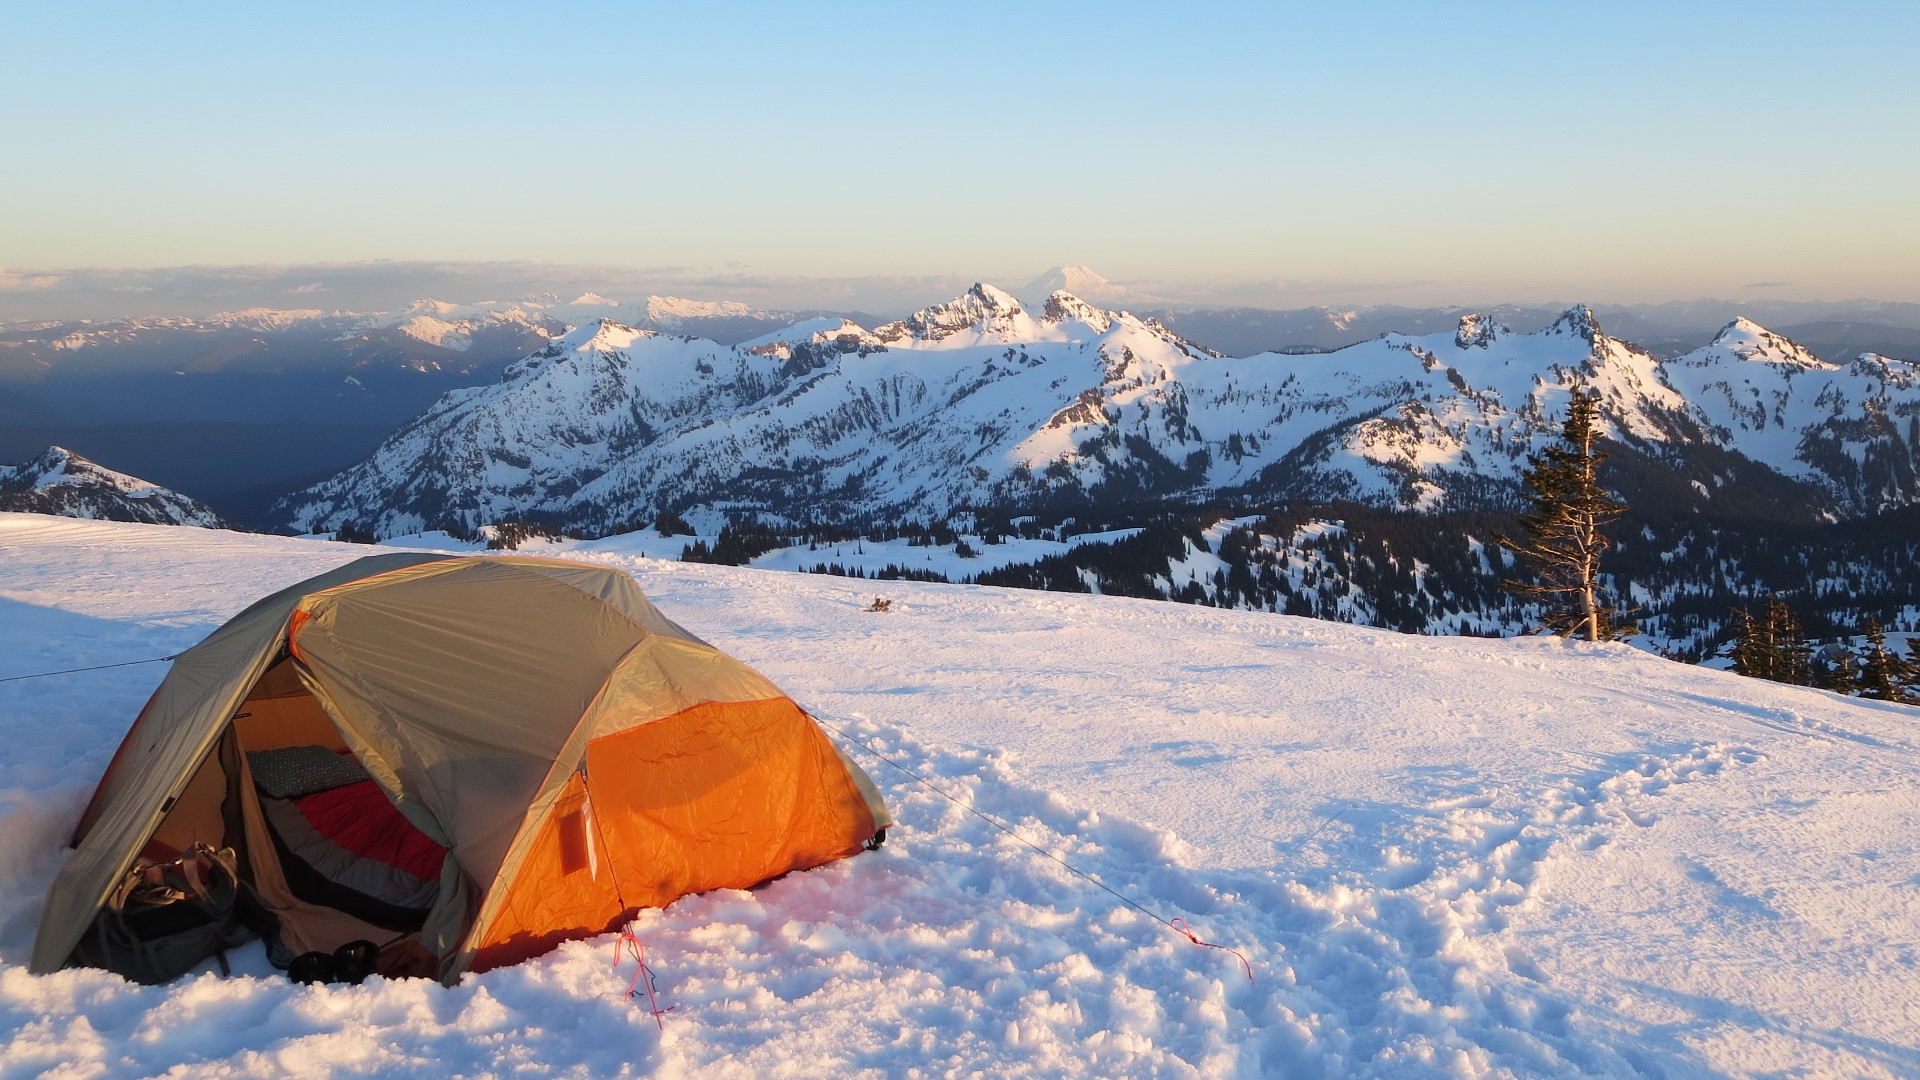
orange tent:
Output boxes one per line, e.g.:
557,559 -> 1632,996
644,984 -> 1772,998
34,553 -> 890,982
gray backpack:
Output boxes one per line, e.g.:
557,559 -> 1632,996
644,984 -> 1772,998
69,844 -> 253,984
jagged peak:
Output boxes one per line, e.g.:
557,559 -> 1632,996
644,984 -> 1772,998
964,282 -> 1024,311
1547,305 -> 1603,341
1042,290 -> 1112,332
1454,312 -> 1507,349
873,283 -> 1035,343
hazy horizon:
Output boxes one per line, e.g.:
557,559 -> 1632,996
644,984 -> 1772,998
4,3 -> 1916,316
7,258 -> 1920,327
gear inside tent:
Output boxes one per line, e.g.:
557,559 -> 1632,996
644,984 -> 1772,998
33,553 -> 891,984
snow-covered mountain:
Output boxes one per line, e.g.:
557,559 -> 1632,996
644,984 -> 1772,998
0,446 -> 233,528
274,288 -> 1920,534
275,285 -> 1920,539
1017,265 -> 1158,308
1666,317 -> 1920,511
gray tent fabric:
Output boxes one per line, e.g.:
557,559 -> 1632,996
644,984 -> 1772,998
31,553 -> 451,976
287,558 -> 660,965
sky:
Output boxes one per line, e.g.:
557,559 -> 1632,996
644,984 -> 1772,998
2,1 -> 1917,310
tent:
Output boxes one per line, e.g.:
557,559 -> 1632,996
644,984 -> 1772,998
32,553 -> 891,983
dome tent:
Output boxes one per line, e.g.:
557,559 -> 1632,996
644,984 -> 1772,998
33,553 -> 891,983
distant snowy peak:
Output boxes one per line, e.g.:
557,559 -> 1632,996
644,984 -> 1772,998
0,447 -> 233,529
388,314 -> 473,352
1042,290 -> 1113,333
1454,312 -> 1508,348
510,319 -> 652,371
644,295 -> 765,324
1544,305 -> 1603,343
737,317 -> 876,354
204,307 -> 331,332
1018,265 -> 1152,308
1696,317 -> 1830,369
874,283 -> 1042,345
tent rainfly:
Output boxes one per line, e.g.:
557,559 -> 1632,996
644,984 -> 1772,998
32,553 -> 891,983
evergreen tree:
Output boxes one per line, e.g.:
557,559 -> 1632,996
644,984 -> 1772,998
1498,388 -> 1630,641
1729,605 -> 1770,678
1730,598 -> 1812,685
1768,598 -> 1813,686
1856,617 -> 1909,701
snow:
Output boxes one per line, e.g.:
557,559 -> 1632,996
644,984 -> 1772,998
645,296 -> 761,323
387,315 -> 473,352
3,513 -> 1919,1077
734,317 -> 871,351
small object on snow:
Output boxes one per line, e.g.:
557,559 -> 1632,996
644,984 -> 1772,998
612,930 -> 673,1028
333,939 -> 379,985
289,950 -> 335,984
864,596 -> 893,612
287,939 -> 382,986
1170,918 -> 1254,983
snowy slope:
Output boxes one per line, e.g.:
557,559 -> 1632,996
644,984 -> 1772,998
0,447 -> 232,528
2,514 -> 1917,1077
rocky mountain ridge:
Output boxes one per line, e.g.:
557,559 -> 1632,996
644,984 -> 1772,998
0,446 -> 234,528
273,285 -> 1920,539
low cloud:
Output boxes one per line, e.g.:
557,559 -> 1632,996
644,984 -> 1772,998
1744,281 -> 1792,289
0,269 -> 64,291
287,282 -> 330,294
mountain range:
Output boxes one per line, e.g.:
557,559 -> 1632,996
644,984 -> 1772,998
273,284 -> 1920,539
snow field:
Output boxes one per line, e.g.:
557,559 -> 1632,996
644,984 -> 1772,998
2,514 -> 1918,1076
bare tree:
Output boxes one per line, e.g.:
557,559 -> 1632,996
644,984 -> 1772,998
1499,388 -> 1630,641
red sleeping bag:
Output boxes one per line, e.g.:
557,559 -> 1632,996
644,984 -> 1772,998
259,778 -> 448,929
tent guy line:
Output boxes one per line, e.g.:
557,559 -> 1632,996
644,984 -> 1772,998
810,710 -> 1256,982
0,653 -> 178,683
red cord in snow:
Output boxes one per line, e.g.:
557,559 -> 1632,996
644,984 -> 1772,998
1170,918 -> 1254,982
612,930 -> 675,1028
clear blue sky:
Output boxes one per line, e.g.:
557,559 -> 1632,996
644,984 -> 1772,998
3,1 -> 1915,303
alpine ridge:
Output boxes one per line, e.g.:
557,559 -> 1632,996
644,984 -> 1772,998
272,286 -> 1920,539
0,446 -> 235,528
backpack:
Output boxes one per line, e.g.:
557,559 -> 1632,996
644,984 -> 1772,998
69,844 -> 253,984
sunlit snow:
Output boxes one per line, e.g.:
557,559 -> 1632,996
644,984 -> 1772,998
2,514 -> 1916,1077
